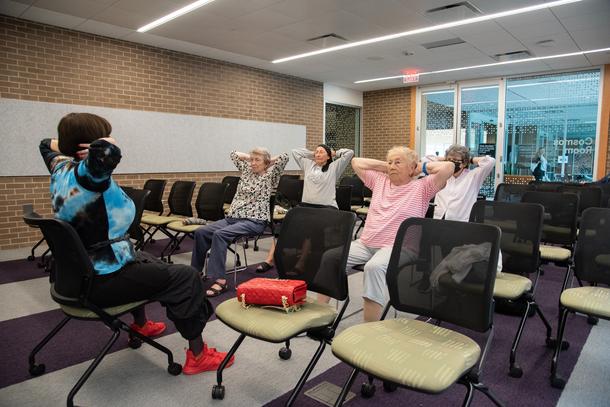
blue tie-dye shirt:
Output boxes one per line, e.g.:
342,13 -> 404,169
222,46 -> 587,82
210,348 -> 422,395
40,138 -> 136,275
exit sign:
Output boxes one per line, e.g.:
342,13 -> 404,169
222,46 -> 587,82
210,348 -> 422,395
402,73 -> 420,83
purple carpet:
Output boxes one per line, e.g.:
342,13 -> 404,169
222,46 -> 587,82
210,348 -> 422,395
0,262 -> 277,389
264,265 -> 592,407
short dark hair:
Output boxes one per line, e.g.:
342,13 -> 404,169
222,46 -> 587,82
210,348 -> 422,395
58,113 -> 112,157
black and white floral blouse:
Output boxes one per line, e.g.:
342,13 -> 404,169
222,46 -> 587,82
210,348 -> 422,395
227,150 -> 289,222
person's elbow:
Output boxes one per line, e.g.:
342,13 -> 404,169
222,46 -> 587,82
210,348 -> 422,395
438,161 -> 455,179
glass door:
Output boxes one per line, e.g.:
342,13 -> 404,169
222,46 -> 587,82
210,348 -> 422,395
459,84 -> 500,198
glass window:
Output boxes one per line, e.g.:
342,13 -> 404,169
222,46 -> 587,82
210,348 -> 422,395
421,90 -> 455,157
504,70 -> 600,183
325,103 -> 360,178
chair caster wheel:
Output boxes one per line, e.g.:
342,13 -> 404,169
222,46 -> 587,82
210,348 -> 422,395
551,376 -> 566,389
279,347 -> 292,360
509,365 -> 523,378
167,362 -> 182,376
587,316 -> 598,325
546,338 -> 569,351
253,246 -> 259,252
212,384 -> 225,399
361,382 -> 376,398
128,337 -> 142,349
27,255 -> 35,261
235,261 -> 241,267
382,381 -> 397,392
29,363 -> 45,376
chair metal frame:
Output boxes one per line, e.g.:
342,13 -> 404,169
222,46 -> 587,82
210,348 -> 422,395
23,213 -> 181,407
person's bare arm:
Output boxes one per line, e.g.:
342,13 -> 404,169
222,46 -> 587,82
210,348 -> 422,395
351,157 -> 388,179
425,161 -> 455,190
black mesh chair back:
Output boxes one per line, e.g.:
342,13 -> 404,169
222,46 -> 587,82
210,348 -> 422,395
339,176 -> 364,206
195,182 -> 227,221
386,218 -> 501,332
221,176 -> 240,205
574,208 -> 610,285
122,188 -> 150,249
528,181 -> 563,192
522,191 -> 578,246
558,185 -> 602,216
335,185 -> 352,211
167,180 -> 196,217
142,179 -> 166,214
274,207 -> 356,301
276,176 -> 303,208
470,201 -> 543,276
363,186 -> 372,199
23,216 -> 94,304
494,183 -> 531,203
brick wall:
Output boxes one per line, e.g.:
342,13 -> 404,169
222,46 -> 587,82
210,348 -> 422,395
362,87 -> 413,160
0,15 -> 322,249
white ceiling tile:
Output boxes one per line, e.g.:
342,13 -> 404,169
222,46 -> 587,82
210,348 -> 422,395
551,0 -> 610,18
543,54 -> 592,70
570,27 -> 610,50
0,0 -> 31,17
584,52 -> 610,66
110,0 -> 192,15
204,0 -> 284,19
268,0 -> 341,20
31,0 -> 111,19
559,11 -> 610,31
232,9 -> 298,34
21,6 -> 86,29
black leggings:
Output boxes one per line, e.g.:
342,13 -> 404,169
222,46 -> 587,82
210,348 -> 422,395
88,252 -> 212,340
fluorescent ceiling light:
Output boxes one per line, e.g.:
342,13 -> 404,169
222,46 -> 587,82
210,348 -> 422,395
355,47 -> 610,84
272,0 -> 581,63
137,0 -> 217,33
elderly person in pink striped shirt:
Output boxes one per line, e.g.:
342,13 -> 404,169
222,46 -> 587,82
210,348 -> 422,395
322,146 -> 454,322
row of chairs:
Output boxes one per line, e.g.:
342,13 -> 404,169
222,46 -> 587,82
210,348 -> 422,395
23,197 -> 610,406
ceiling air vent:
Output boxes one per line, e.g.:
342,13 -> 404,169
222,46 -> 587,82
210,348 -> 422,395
425,2 -> 482,21
421,37 -> 465,49
493,50 -> 533,62
306,33 -> 348,48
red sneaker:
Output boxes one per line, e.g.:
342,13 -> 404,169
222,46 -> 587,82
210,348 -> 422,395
182,348 -> 235,375
130,320 -> 166,337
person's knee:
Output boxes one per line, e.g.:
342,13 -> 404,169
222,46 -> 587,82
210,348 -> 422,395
363,260 -> 387,279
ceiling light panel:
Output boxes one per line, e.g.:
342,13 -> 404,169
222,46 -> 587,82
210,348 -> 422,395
137,0 -> 217,33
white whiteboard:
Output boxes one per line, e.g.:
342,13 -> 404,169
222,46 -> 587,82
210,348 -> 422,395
0,98 -> 305,176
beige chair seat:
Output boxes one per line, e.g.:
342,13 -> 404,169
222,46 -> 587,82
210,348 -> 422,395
60,300 -> 148,319
543,225 -> 571,237
561,286 -> 610,318
215,298 -> 337,342
332,319 -> 480,394
351,205 -> 363,212
539,245 -> 571,262
223,203 -> 231,211
273,213 -> 286,221
166,220 -> 201,233
141,214 -> 183,226
493,273 -> 532,300
595,254 -> 610,267
355,207 -> 368,216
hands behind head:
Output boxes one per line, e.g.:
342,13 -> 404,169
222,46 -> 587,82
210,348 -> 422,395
75,137 -> 116,160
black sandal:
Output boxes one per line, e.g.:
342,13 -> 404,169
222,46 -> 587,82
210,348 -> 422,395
255,262 -> 273,274
206,280 -> 229,297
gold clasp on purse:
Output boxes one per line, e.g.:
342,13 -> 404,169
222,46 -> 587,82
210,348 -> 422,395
281,295 -> 301,314
240,293 -> 250,309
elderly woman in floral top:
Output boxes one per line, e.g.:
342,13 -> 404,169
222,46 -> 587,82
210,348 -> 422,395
191,148 -> 289,296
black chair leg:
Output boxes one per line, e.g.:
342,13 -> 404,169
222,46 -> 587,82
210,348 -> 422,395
334,368 -> 360,407
212,333 -> 246,400
28,237 -> 45,261
28,315 -> 71,376
67,329 -> 120,407
550,308 -> 570,389
461,381 -> 475,407
508,301 -> 531,378
123,323 -> 181,374
472,382 -> 504,406
286,340 -> 327,407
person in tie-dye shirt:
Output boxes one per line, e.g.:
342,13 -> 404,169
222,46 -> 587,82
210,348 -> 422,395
39,113 -> 233,374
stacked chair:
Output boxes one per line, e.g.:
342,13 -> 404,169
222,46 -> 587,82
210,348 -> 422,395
161,182 -> 227,263
140,180 -> 196,248
340,175 -> 367,239
550,207 -> 610,388
221,176 -> 240,215
23,213 -> 182,407
140,179 -> 167,245
332,217 -> 503,406
494,183 -> 532,203
335,185 -> 353,212
470,200 -> 553,377
211,207 -> 356,405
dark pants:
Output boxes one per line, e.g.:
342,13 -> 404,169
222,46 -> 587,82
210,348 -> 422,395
89,252 -> 211,340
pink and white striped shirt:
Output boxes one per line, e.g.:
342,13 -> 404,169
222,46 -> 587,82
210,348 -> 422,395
360,170 -> 440,248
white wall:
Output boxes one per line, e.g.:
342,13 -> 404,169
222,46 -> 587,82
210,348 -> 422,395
323,84 -> 363,107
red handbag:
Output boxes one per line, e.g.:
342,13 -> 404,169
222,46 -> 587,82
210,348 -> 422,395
236,278 -> 307,312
